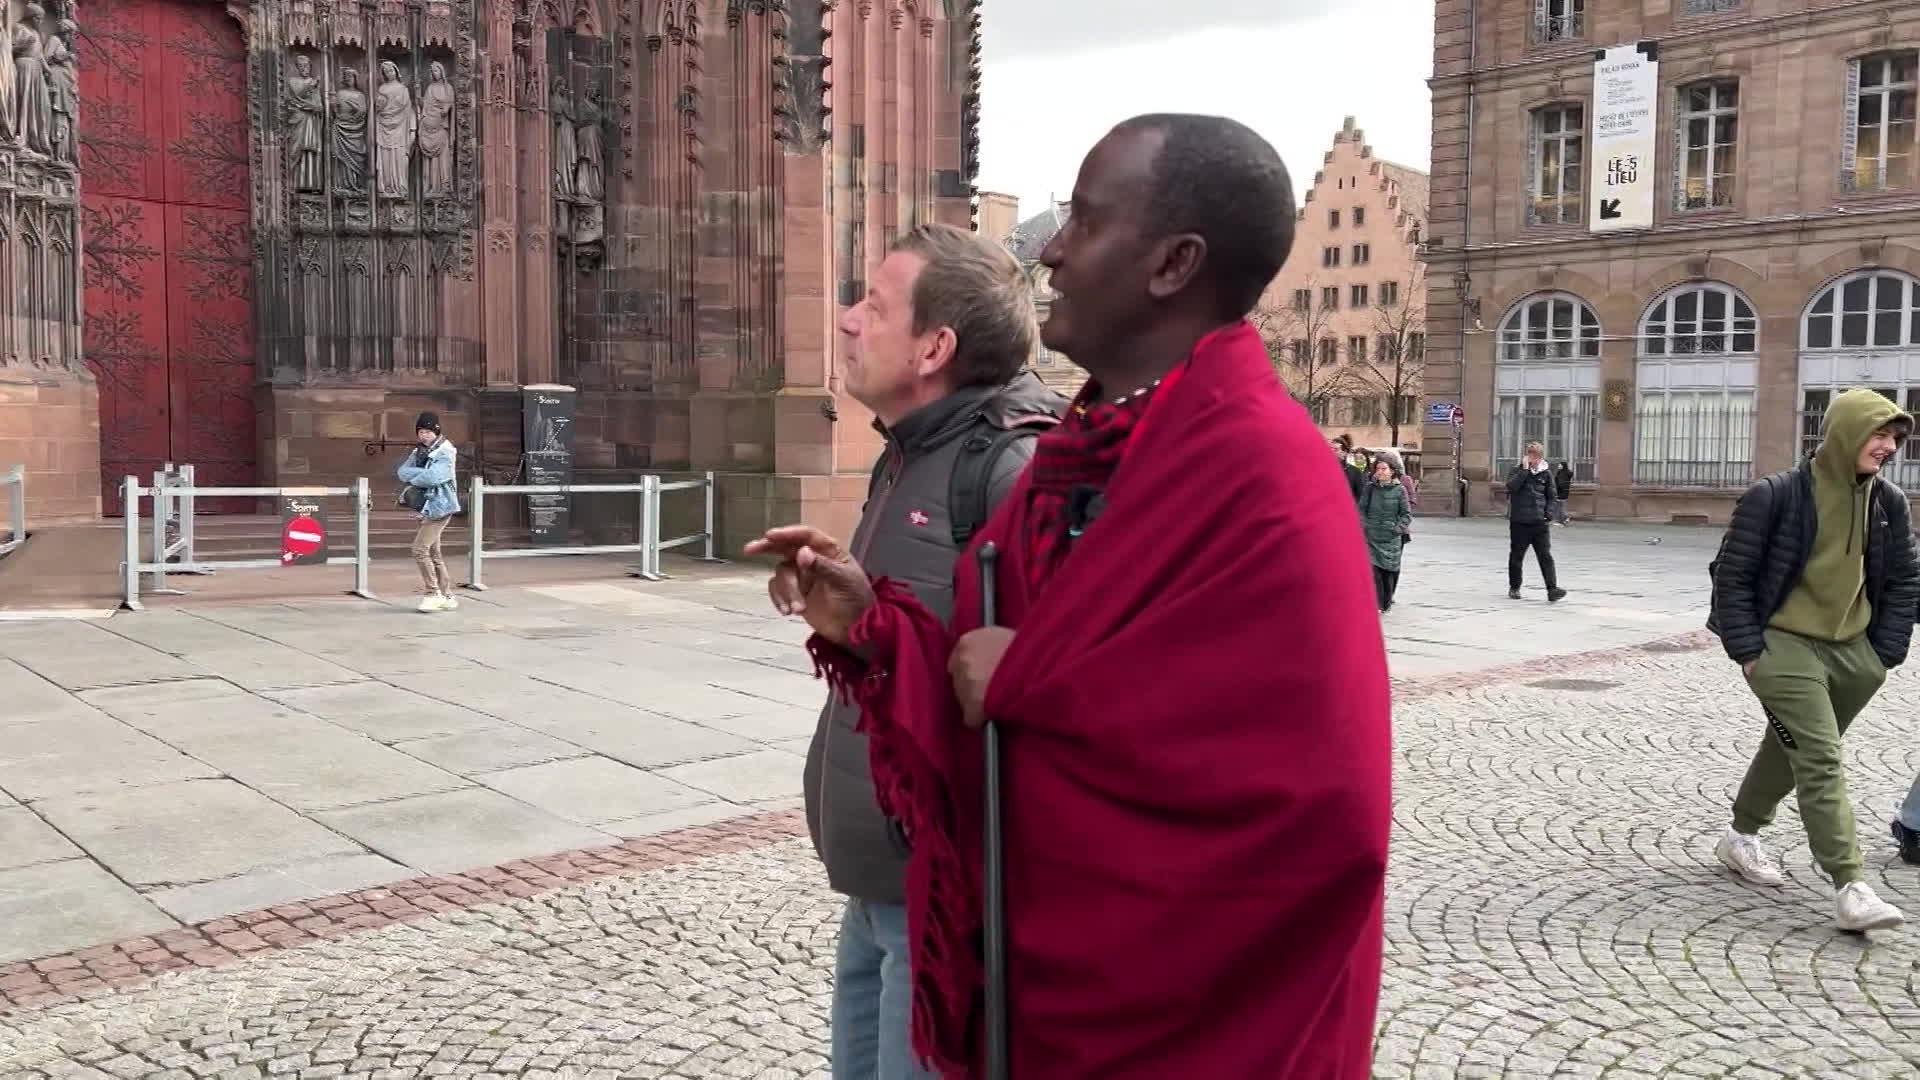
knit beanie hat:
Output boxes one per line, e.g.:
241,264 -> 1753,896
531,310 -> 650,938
414,411 -> 441,435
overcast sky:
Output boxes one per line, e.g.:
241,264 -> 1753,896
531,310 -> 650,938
975,0 -> 1435,219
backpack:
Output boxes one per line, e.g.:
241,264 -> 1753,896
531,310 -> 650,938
866,420 -> 1049,546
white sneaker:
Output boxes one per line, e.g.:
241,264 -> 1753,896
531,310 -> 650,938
439,594 -> 460,610
1715,828 -> 1786,887
1835,881 -> 1904,932
416,595 -> 448,613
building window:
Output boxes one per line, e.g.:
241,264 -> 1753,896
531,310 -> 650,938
1319,338 -> 1338,366
1410,333 -> 1426,358
1393,395 -> 1421,425
1290,339 -> 1309,365
1351,284 -> 1370,307
1323,246 -> 1342,268
1354,207 -> 1366,227
1532,0 -> 1585,44
1635,283 -> 1759,488
1292,289 -> 1311,312
1353,243 -> 1371,265
1802,270 -> 1920,350
1380,281 -> 1399,306
1845,52 -> 1917,193
1500,292 -> 1601,361
1681,0 -> 1742,13
1349,396 -> 1383,425
1676,80 -> 1739,210
1329,210 -> 1341,228
1309,399 -> 1330,425
1378,334 -> 1399,363
1495,292 -> 1602,481
1799,271 -> 1920,487
1347,336 -> 1368,364
1321,286 -> 1340,310
1529,104 -> 1586,225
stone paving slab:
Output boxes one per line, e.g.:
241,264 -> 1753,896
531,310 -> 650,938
312,788 -> 616,876
0,861 -> 176,966
389,728 -> 590,775
0,808 -> 81,872
143,854 -> 416,926
31,780 -> 365,888
475,756 -> 712,826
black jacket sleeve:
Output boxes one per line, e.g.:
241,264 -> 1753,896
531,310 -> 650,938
1505,467 -> 1528,495
1872,487 -> 1920,668
1714,477 -> 1776,664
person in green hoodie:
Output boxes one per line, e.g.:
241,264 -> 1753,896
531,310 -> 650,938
1708,388 -> 1920,933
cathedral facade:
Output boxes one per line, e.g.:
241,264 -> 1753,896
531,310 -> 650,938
0,0 -> 983,544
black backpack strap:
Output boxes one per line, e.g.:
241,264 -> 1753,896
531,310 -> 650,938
949,423 -> 1041,546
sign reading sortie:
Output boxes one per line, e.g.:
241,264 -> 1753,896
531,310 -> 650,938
1589,41 -> 1660,233
280,496 -> 329,566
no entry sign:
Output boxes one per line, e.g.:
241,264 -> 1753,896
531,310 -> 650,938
280,496 -> 329,566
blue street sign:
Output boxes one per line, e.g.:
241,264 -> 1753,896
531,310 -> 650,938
1426,402 -> 1463,425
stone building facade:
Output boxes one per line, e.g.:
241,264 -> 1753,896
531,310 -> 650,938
1424,0 -> 1920,522
1258,116 -> 1429,454
1003,199 -> 1084,395
0,0 -> 985,545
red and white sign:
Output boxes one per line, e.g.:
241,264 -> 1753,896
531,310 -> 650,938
281,516 -> 325,563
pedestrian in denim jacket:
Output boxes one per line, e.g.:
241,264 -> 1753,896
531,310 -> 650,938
397,411 -> 462,612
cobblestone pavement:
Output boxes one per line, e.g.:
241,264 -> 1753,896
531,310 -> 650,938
8,520 -> 1920,1076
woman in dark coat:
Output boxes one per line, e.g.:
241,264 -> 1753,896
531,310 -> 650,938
1553,461 -> 1574,502
1358,457 -> 1412,612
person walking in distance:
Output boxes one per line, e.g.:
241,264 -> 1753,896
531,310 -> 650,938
397,412 -> 461,613
1507,440 -> 1566,601
1359,456 -> 1412,612
1708,388 -> 1919,931
750,114 -> 1390,1077
802,223 -> 1063,1080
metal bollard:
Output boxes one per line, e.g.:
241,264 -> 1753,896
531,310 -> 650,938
121,475 -> 143,611
351,477 -> 376,599
5,465 -> 24,549
149,467 -> 168,593
180,464 -> 198,567
636,474 -> 664,581
465,474 -> 486,590
700,471 -> 722,563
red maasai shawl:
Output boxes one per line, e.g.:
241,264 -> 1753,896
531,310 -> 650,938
811,320 -> 1392,1078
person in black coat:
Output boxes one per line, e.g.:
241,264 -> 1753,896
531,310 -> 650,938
1506,440 -> 1566,602
1553,461 -> 1574,502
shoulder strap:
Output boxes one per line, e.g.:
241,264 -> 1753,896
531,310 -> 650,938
950,423 -> 1041,546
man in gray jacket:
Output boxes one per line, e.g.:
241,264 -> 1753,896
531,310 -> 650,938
803,223 -> 1064,1079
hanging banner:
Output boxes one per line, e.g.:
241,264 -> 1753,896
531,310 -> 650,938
1589,42 -> 1659,233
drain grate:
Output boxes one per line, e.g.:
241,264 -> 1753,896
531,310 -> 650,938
1527,678 -> 1622,692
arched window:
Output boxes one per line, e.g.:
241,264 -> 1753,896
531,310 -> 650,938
1634,283 -> 1757,488
1799,269 -> 1920,484
1494,292 -> 1600,481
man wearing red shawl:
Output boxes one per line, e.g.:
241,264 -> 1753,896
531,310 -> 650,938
750,114 -> 1392,1078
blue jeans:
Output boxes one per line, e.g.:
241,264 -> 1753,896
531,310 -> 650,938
832,899 -> 937,1080
1901,773 -> 1920,831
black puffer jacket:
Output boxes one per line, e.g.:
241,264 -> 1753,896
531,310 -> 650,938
1505,465 -> 1561,525
1708,465 -> 1920,667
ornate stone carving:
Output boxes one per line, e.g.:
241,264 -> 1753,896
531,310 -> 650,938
550,78 -> 576,198
285,52 -> 325,192
573,82 -> 603,201
45,16 -> 73,160
13,3 -> 52,155
372,59 -> 415,198
417,60 -> 454,197
332,67 -> 369,195
775,1 -> 830,153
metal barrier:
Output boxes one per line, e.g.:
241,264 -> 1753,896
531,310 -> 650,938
120,476 -> 375,611
146,463 -> 210,590
465,471 -> 721,590
0,464 -> 22,558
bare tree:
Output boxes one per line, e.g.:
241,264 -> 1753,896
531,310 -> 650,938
1251,276 -> 1358,426
1345,267 -> 1432,447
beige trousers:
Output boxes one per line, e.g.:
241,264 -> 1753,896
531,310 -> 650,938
412,516 -> 453,597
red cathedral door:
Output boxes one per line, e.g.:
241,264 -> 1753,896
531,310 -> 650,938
79,0 -> 255,513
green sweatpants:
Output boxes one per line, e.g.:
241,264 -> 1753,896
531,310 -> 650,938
1731,627 -> 1886,886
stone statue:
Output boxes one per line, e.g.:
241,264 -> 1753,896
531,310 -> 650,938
372,59 -> 415,198
549,78 -> 575,199
44,17 -> 74,162
416,60 -> 454,198
12,3 -> 51,155
331,67 -> 369,195
573,84 -> 603,202
285,53 -> 326,191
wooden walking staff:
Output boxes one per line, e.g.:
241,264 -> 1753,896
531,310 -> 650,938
976,541 -> 1009,1080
